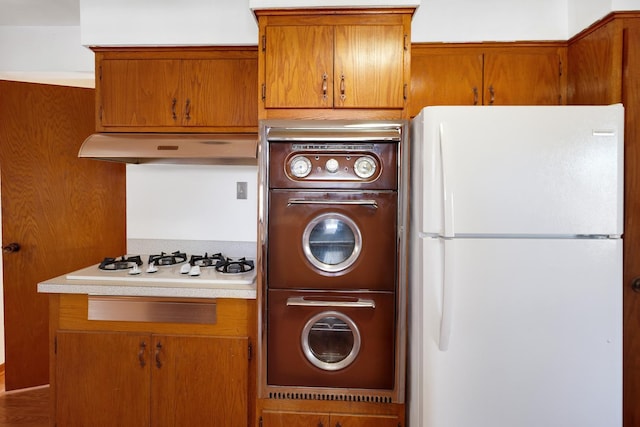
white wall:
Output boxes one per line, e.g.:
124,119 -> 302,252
0,26 -> 92,72
126,164 -> 258,243
80,0 -> 259,46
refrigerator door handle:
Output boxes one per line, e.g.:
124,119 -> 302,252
439,123 -> 455,238
439,238 -> 454,351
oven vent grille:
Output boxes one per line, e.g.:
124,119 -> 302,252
268,391 -> 393,404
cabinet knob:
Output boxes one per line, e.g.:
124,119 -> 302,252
340,74 -> 346,101
155,341 -> 163,368
631,277 -> 640,293
488,85 -> 496,105
322,73 -> 328,100
171,98 -> 177,120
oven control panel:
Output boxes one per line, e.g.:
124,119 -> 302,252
288,153 -> 379,181
269,142 -> 397,190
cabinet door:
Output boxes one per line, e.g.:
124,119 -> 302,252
335,25 -> 405,109
55,331 -> 151,427
331,414 -> 400,427
410,51 -> 483,116
181,58 -> 258,127
152,335 -> 249,427
262,410 -> 330,427
100,58 -> 181,127
265,25 -> 334,108
484,51 -> 562,105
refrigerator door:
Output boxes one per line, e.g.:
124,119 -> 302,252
412,237 -> 622,427
413,104 -> 624,237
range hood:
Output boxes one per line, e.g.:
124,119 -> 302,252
79,133 -> 258,165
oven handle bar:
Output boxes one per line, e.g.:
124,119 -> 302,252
286,297 -> 376,309
287,199 -> 378,209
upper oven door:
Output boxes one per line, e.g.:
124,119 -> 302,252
268,190 -> 397,291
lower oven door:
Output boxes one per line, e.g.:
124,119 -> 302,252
267,289 -> 395,390
267,190 -> 397,291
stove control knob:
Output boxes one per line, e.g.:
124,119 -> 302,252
354,156 -> 377,179
290,155 -> 312,178
326,158 -> 340,173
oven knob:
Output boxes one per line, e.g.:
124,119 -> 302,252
325,158 -> 340,173
290,156 -> 312,178
354,156 -> 377,179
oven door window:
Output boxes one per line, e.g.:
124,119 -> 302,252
303,213 -> 362,273
301,311 -> 361,371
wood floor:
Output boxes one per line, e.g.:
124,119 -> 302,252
0,370 -> 49,427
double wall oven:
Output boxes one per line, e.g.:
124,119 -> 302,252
258,121 -> 408,402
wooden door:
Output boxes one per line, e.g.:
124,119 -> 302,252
264,25 -> 334,108
0,81 -> 126,390
152,335 -> 249,427
55,331 -> 150,426
181,58 -> 258,128
409,49 -> 483,116
622,20 -> 640,427
261,410 -> 330,427
99,58 -> 181,127
483,50 -> 563,105
334,24 -> 405,109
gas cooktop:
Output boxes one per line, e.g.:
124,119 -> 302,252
66,251 -> 256,285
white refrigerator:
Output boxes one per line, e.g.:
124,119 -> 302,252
408,104 -> 624,427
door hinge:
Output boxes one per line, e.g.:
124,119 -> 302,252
262,34 -> 266,52
54,336 -> 57,355
248,342 -> 253,361
259,416 -> 263,427
99,65 -> 102,81
99,106 -> 103,121
403,83 -> 408,100
262,84 -> 266,102
559,59 -> 563,77
404,34 -> 409,51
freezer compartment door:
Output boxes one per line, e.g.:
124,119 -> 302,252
414,237 -> 622,427
414,104 -> 624,236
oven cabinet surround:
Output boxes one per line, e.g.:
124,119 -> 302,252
409,43 -> 567,117
47,294 -> 257,427
258,400 -> 404,427
93,46 -> 258,132
566,12 -> 640,426
256,8 -> 413,121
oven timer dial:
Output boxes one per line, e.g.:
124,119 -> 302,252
354,156 -> 377,179
325,158 -> 340,173
290,155 -> 313,178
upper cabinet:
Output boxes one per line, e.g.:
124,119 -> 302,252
410,44 -> 567,117
93,47 -> 258,132
256,9 -> 414,120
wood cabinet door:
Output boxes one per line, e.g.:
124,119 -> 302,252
152,335 -> 249,427
55,331 -> 150,427
264,25 -> 334,108
331,414 -> 400,427
181,58 -> 258,128
100,58 -> 181,127
410,51 -> 483,116
483,51 -> 563,105
334,24 -> 405,109
261,410 -> 330,427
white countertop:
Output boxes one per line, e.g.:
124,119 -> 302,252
37,261 -> 257,299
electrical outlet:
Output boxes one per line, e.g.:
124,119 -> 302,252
236,182 -> 248,200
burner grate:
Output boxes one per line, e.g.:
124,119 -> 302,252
215,257 -> 255,274
99,255 -> 143,271
148,251 -> 187,266
189,252 -> 225,267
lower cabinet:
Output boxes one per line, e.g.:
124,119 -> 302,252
260,410 -> 401,427
55,331 -> 249,427
49,295 -> 256,427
